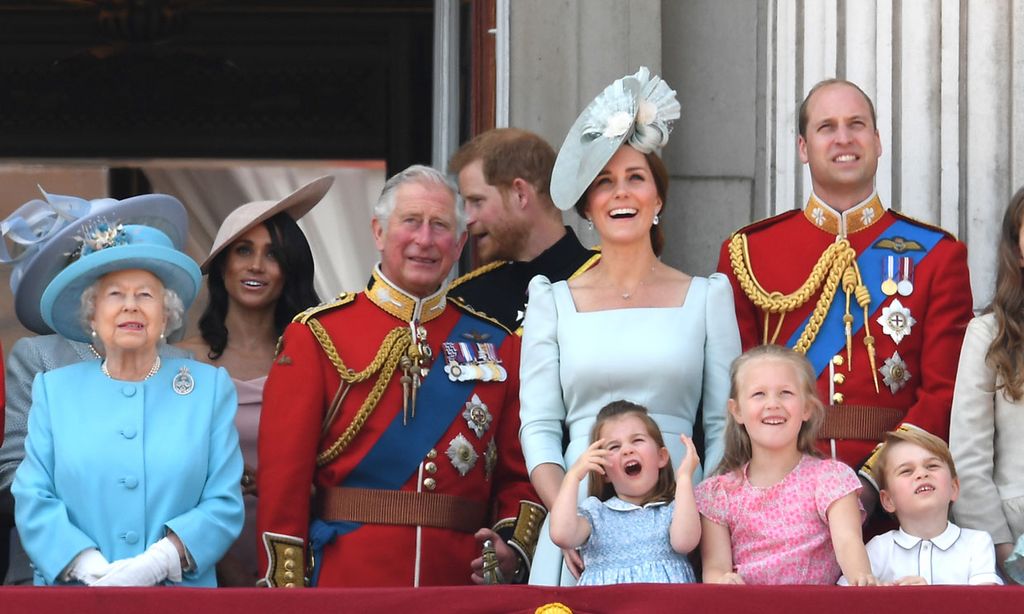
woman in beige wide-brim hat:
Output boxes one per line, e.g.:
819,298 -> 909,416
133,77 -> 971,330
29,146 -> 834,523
177,175 -> 332,586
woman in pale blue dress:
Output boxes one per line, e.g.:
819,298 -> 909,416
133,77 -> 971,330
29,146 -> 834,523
520,67 -> 740,585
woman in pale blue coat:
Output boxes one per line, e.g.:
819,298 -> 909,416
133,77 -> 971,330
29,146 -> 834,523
520,68 -> 740,585
0,190 -> 193,584
12,222 -> 243,587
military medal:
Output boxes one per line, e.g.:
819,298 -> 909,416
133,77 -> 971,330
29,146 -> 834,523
446,433 -> 478,476
881,256 -> 898,296
441,340 -> 506,382
877,298 -> 916,344
897,257 -> 914,296
879,351 -> 912,394
172,366 -> 194,395
462,394 -> 493,438
484,440 -> 497,481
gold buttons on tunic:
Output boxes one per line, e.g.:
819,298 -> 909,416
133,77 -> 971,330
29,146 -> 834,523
425,462 -> 437,474
423,477 -> 437,490
426,448 -> 438,459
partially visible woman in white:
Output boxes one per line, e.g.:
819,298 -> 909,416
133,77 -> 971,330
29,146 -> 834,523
519,68 -> 741,585
13,223 -> 243,586
950,185 -> 1024,583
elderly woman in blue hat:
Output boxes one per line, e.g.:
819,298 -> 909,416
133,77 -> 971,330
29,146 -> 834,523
518,68 -> 741,585
0,191 -> 194,584
11,221 -> 243,587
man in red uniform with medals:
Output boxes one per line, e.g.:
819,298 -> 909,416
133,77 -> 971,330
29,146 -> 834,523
717,79 -> 973,520
257,166 -> 543,587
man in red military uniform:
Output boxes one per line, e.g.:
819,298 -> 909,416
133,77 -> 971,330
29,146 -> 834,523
717,79 -> 973,517
257,165 -> 543,587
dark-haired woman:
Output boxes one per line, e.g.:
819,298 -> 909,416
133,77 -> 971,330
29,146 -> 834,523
178,176 -> 331,585
519,69 -> 740,585
950,186 -> 1024,583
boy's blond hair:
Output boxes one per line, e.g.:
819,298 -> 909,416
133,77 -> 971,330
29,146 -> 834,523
875,427 -> 957,491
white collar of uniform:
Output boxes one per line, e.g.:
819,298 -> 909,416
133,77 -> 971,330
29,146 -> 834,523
893,521 -> 961,551
602,496 -> 669,512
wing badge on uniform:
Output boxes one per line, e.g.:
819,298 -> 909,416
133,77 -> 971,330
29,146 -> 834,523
872,236 -> 924,253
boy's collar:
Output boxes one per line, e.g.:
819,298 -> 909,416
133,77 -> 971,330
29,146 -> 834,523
893,521 -> 961,550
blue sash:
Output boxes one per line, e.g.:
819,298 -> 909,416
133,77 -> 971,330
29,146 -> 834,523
786,219 -> 945,376
309,312 -> 507,584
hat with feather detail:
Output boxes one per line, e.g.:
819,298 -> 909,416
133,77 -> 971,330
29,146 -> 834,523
550,67 -> 681,211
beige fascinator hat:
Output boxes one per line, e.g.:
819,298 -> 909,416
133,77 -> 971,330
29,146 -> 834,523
550,67 -> 681,211
201,175 -> 334,272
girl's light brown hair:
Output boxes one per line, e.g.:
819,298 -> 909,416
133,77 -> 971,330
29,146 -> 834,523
715,345 -> 825,476
985,185 -> 1024,401
586,400 -> 675,505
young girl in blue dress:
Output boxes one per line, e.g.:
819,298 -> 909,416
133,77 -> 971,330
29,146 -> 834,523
547,400 -> 700,585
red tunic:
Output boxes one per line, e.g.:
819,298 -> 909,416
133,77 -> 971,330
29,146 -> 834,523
716,196 -> 973,472
257,273 -> 537,587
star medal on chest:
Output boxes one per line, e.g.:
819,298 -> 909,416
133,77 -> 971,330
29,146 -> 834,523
173,366 -> 195,395
462,394 -> 493,437
446,433 -> 478,476
879,351 -> 912,394
877,298 -> 916,345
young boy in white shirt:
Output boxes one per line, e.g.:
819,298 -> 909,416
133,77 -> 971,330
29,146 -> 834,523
840,426 -> 1003,585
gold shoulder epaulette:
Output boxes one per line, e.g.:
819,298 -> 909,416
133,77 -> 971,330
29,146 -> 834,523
569,251 -> 602,280
293,292 -> 357,324
888,210 -> 958,241
448,296 -> 514,336
449,260 -> 509,289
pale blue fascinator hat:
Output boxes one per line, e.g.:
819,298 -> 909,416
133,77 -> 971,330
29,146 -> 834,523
40,223 -> 201,343
550,67 -> 681,211
1,190 -> 188,335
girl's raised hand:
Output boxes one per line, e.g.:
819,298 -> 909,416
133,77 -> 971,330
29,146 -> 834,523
676,434 -> 700,481
566,438 -> 610,482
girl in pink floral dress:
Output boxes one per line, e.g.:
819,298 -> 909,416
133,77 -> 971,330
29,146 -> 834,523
696,345 -> 876,585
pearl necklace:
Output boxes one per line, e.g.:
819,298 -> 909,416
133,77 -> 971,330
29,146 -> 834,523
101,356 -> 162,381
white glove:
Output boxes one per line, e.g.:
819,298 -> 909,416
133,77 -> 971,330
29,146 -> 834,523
65,548 -> 112,585
92,538 -> 184,587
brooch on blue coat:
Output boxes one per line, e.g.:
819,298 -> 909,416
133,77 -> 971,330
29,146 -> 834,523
173,366 -> 195,395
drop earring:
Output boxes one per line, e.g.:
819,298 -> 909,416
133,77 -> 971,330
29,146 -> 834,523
653,214 -> 660,226
587,218 -> 594,231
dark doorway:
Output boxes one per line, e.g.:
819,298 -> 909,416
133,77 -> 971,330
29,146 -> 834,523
0,1 -> 434,174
